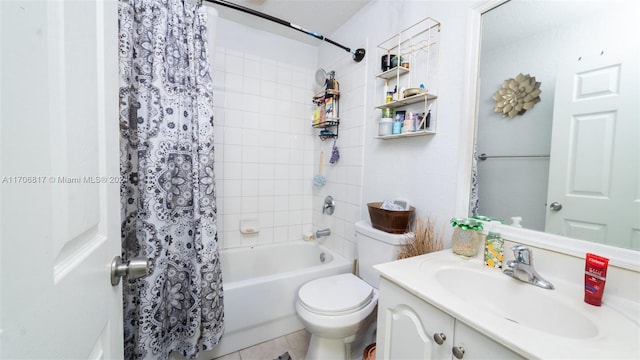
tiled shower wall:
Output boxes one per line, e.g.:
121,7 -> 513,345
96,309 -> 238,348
211,46 -> 317,250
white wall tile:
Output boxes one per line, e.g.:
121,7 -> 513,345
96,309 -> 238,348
225,52 -> 243,75
242,112 -> 260,131
261,59 -> 277,82
224,72 -> 243,93
242,76 -> 261,96
223,126 -> 242,145
225,91 -> 243,110
212,44 -> 318,250
241,146 -> 260,163
242,179 -> 259,197
244,55 -> 261,79
259,211 -> 274,228
273,211 -> 289,227
259,148 -> 276,164
242,93 -> 261,110
273,226 -> 288,242
241,195 -> 258,212
223,162 -> 242,179
258,180 -> 274,196
258,227 -> 274,244
224,197 -> 242,214
223,178 -> 242,197
260,79 -> 278,99
224,144 -> 242,163
273,164 -> 289,180
276,62 -> 292,85
258,196 -> 274,213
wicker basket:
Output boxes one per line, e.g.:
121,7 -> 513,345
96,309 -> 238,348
367,202 -> 415,234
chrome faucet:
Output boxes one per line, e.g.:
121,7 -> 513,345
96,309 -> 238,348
503,245 -> 554,290
315,228 -> 331,238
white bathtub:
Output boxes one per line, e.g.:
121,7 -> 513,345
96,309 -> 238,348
203,241 -> 352,358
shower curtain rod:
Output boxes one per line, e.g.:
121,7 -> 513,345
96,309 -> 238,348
204,0 -> 366,62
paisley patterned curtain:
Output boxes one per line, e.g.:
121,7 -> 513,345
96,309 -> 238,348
118,0 -> 223,358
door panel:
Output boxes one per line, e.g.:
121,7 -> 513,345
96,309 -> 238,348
0,1 -> 122,358
546,52 -> 639,250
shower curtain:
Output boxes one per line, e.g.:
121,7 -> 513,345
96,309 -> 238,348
118,0 -> 223,358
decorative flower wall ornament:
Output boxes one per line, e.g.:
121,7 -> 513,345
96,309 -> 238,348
492,73 -> 541,118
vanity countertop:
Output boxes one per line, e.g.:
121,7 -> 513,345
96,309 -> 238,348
374,250 -> 640,359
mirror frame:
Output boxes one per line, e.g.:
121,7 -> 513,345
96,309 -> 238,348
458,0 -> 640,271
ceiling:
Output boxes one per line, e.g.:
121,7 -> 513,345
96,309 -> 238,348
203,0 -> 372,46
482,0 -> 614,51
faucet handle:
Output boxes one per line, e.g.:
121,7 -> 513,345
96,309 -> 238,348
322,195 -> 335,215
511,245 -> 532,265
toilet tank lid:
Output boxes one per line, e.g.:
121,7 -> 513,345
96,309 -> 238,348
355,220 -> 409,245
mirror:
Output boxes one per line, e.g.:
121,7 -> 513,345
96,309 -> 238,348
473,0 -> 639,251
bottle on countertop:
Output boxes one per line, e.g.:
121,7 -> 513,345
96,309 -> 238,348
484,220 -> 504,269
510,216 -> 523,227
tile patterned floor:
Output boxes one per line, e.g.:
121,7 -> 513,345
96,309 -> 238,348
212,329 -> 310,360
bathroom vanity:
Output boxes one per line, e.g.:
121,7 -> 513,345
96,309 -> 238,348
374,248 -> 640,359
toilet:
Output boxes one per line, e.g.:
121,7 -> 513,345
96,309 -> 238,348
296,220 -> 406,360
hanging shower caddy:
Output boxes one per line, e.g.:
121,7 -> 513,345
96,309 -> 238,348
312,71 -> 340,141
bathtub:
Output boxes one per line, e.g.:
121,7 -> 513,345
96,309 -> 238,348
203,241 -> 352,358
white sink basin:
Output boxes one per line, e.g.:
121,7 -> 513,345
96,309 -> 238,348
376,250 -> 640,359
433,266 -> 599,339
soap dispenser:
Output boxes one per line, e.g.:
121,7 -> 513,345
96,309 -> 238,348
484,220 -> 503,268
510,216 -> 523,228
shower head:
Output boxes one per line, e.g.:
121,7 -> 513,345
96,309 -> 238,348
352,48 -> 366,62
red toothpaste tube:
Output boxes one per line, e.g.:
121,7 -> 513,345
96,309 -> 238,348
584,253 -> 609,306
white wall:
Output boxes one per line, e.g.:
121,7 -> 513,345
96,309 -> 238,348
315,0 -> 482,254
210,16 -> 319,249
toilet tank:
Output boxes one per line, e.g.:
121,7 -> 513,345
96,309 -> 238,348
355,220 -> 407,289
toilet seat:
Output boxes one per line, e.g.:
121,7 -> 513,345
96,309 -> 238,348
298,273 -> 374,316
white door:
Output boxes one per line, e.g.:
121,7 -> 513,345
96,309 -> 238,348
1,1 -> 123,358
546,52 -> 639,249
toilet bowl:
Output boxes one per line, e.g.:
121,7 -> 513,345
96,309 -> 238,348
296,273 -> 378,359
296,221 -> 405,360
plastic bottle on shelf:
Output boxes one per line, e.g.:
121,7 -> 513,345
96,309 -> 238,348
424,110 -> 431,130
392,116 -> 402,134
383,80 -> 389,103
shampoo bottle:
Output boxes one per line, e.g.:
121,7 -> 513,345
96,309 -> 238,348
484,220 -> 503,268
383,80 -> 389,103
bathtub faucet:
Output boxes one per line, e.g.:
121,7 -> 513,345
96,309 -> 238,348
315,228 -> 331,238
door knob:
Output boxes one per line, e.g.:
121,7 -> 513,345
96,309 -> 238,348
549,202 -> 563,212
111,256 -> 150,286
